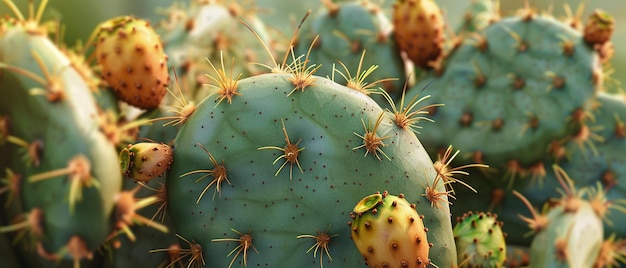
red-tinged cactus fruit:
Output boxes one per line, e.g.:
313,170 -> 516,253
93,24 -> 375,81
392,0 -> 446,69
350,191 -> 430,268
583,9 -> 614,46
119,142 -> 173,182
93,16 -> 170,110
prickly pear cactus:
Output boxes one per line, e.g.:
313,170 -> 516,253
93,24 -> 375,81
493,92 -> 626,245
165,52 -> 458,267
92,16 -> 170,110
157,0 -> 274,101
294,0 -> 407,104
408,10 -> 602,181
455,0 -> 499,35
453,211 -> 506,267
350,191 -> 430,267
446,92 -> 626,249
0,2 -> 122,264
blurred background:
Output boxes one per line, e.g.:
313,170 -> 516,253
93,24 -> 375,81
2,0 -> 624,89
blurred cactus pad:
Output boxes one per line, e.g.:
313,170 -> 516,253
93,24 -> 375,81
3,0 -> 626,268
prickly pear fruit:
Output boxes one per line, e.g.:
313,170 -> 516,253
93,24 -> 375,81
119,142 -> 173,182
93,16 -> 169,110
453,211 -> 506,267
350,191 -> 430,268
583,9 -> 614,46
392,0 -> 445,69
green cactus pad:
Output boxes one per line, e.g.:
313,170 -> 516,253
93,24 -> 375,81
295,0 -> 407,106
166,71 -> 456,267
0,15 -> 121,262
408,13 -> 601,179
529,201 -> 603,267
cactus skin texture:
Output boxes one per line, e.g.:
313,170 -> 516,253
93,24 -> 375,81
102,177 -> 178,268
350,191 -> 430,268
453,211 -> 506,268
165,69 -> 457,267
94,16 -> 169,110
455,0 -> 499,36
408,12 -> 601,179
0,232 -> 21,267
392,0 -> 446,69
0,9 -> 121,264
295,0 -> 407,101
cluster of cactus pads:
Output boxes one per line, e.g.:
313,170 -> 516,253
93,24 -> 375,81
3,0 -> 626,267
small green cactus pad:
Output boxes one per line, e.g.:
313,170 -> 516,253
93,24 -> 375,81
166,71 -> 457,267
529,200 -> 603,268
408,12 -> 601,177
453,211 -> 506,267
157,0 -> 273,100
350,191 -> 430,267
295,0 -> 407,104
455,0 -> 499,35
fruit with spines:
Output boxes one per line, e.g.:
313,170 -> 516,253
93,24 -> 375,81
453,211 -> 507,268
350,191 -> 430,268
92,16 -> 170,110
583,9 -> 614,46
119,142 -> 173,182
392,0 -> 446,69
